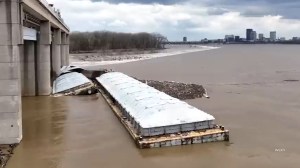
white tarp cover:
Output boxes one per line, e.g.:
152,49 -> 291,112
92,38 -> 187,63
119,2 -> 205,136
53,72 -> 91,94
97,72 -> 215,129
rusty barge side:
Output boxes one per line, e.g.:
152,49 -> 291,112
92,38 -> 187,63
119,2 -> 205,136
98,88 -> 229,149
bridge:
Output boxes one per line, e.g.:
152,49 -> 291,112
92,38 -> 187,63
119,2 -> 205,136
0,0 -> 70,144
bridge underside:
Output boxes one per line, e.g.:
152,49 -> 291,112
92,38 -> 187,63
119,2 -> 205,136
0,0 -> 69,144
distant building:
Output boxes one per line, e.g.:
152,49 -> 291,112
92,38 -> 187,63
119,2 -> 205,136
201,38 -> 208,43
264,38 -> 270,42
258,33 -> 264,41
225,35 -> 235,42
240,38 -> 247,42
270,31 -> 276,41
279,37 -> 286,41
235,36 -> 240,42
292,37 -> 300,41
250,31 -> 257,41
246,29 -> 253,41
183,37 -> 187,42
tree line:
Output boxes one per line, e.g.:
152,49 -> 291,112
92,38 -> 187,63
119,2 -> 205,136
69,31 -> 168,53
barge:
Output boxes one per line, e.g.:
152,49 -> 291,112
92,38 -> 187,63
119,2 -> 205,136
52,72 -> 95,96
96,72 -> 229,148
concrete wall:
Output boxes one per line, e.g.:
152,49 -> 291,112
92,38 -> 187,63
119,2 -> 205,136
61,32 -> 67,66
37,21 -> 51,95
60,32 -> 70,67
51,28 -> 61,77
65,34 -> 70,65
22,0 -> 69,33
0,0 -> 23,144
1,0 -> 69,144
21,41 -> 36,96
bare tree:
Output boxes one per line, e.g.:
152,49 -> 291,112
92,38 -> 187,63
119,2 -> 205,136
69,31 -> 167,53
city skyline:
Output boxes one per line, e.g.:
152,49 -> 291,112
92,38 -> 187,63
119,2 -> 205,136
183,28 -> 300,43
48,0 -> 300,41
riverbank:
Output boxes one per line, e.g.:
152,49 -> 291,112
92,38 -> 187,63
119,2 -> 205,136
70,45 -> 220,67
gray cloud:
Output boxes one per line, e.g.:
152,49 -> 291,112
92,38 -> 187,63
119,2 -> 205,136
239,6 -> 272,17
196,0 -> 300,19
87,0 -> 300,19
91,0 -> 184,4
206,8 -> 229,15
49,0 -> 300,40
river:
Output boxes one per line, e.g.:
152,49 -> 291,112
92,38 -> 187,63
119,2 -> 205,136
7,44 -> 300,168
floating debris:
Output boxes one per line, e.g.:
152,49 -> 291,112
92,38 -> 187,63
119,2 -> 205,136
0,144 -> 17,168
139,79 -> 209,100
58,65 -> 84,76
58,65 -> 109,80
96,72 -> 229,148
283,79 -> 299,82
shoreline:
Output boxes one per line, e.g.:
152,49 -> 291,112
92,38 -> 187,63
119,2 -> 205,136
70,45 -> 220,67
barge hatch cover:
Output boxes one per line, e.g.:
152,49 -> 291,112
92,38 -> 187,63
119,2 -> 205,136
96,72 -> 229,148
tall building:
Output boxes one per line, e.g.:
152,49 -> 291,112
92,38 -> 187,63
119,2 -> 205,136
246,29 -> 253,41
270,31 -> 276,41
258,33 -> 264,41
225,35 -> 235,42
250,31 -> 257,41
183,37 -> 187,42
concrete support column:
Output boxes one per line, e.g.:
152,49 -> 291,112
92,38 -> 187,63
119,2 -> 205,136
51,28 -> 61,77
37,21 -> 51,95
60,32 -> 66,66
0,0 -> 23,144
65,34 -> 70,65
21,41 -> 36,96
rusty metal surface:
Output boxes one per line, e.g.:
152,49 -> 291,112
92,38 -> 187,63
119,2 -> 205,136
138,129 -> 229,148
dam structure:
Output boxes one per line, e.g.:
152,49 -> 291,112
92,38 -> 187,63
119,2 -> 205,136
97,72 -> 229,148
0,0 -> 70,144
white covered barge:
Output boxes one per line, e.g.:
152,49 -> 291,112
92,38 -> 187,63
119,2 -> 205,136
96,72 -> 229,148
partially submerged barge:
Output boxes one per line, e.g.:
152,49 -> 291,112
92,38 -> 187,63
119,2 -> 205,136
96,72 -> 229,148
53,72 -> 95,96
52,66 -> 108,96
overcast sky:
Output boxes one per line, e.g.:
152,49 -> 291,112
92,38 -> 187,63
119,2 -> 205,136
48,0 -> 300,41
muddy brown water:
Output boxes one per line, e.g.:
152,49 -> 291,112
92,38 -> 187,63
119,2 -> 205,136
7,44 -> 300,168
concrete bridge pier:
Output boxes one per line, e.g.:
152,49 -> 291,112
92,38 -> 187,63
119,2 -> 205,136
65,34 -> 70,65
37,21 -> 51,95
0,0 -> 23,144
21,40 -> 36,96
52,28 -> 61,77
1,0 -> 69,144
61,32 -> 67,66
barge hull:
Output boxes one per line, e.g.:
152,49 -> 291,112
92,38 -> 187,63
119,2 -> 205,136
98,88 -> 229,149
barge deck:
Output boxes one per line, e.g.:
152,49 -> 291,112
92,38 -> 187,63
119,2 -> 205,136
98,88 -> 229,148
